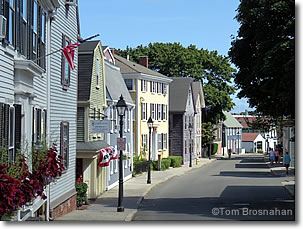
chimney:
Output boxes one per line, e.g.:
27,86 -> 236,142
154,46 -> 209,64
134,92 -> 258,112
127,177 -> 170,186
138,56 -> 148,68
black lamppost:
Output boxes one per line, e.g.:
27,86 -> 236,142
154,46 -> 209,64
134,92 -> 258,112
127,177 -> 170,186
147,117 -> 153,184
222,127 -> 225,156
188,122 -> 193,167
237,130 -> 240,154
116,95 -> 127,212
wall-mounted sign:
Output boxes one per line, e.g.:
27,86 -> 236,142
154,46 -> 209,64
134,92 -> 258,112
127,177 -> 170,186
117,138 -> 126,151
90,120 -> 110,133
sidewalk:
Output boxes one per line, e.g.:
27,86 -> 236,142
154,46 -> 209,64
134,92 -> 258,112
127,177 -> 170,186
267,162 -> 295,197
55,158 -> 216,221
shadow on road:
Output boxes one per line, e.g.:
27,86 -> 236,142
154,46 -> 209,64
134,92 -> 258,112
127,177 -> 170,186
135,185 -> 294,221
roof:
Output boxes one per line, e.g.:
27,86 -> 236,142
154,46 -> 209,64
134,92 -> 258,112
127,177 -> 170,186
78,40 -> 100,53
223,112 -> 243,128
191,81 -> 206,109
235,116 -> 257,128
242,133 -> 260,142
114,55 -> 168,79
76,141 -> 109,153
104,61 -> 134,105
169,77 -> 194,112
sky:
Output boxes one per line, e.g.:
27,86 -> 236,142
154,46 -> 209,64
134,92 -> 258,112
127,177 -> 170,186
78,0 -> 255,113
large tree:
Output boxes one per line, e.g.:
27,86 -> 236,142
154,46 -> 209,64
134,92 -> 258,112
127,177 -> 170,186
116,42 -> 236,124
229,0 -> 295,119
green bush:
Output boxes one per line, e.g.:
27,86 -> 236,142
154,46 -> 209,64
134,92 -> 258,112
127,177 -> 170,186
168,156 -> 182,168
76,182 -> 88,207
211,143 -> 218,155
151,158 -> 171,171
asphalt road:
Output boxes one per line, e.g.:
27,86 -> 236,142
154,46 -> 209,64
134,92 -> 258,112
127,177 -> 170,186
134,154 -> 295,221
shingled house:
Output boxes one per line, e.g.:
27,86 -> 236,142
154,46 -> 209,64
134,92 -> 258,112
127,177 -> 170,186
169,77 -> 195,164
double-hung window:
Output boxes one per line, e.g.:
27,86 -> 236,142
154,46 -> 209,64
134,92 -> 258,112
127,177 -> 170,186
141,134 -> 147,151
124,79 -> 133,91
141,103 -> 147,121
162,133 -> 167,149
60,121 -> 69,169
157,104 -> 161,120
32,1 -> 37,56
150,103 -> 155,120
158,134 -> 162,151
141,80 -> 147,92
61,34 -> 71,89
8,0 -> 15,46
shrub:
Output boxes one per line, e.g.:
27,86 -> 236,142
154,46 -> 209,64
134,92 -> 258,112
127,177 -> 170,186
168,156 -> 182,168
152,158 -> 171,171
211,143 -> 218,155
76,182 -> 88,207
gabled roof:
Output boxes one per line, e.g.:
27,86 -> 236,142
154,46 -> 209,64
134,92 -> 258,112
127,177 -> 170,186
78,40 -> 100,53
169,77 -> 194,112
235,116 -> 257,128
104,60 -> 134,105
114,55 -> 168,79
191,81 -> 205,109
223,111 -> 243,128
242,133 -> 260,142
78,41 -> 101,101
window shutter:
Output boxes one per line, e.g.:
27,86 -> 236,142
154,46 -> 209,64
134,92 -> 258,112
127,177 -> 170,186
3,104 -> 9,149
66,122 -> 69,168
77,107 -> 85,141
0,103 -> 4,153
14,104 -> 22,151
60,121 -> 64,159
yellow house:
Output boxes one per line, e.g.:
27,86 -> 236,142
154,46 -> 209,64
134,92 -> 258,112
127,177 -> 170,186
77,40 -> 107,199
115,55 -> 172,160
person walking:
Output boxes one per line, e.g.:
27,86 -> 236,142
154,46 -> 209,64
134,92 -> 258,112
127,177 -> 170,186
269,148 -> 275,165
274,149 -> 279,164
284,152 -> 291,175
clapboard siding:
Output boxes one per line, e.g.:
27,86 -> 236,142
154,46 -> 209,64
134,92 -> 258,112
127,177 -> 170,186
0,50 -> 14,103
49,0 -> 78,205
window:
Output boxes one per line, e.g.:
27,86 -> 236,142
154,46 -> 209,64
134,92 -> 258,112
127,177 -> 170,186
61,34 -> 71,89
141,103 -> 147,120
33,1 -> 37,55
162,104 -> 167,120
150,103 -> 155,120
151,81 -> 156,93
157,104 -> 161,120
60,121 -> 69,169
110,107 -> 114,133
163,133 -> 167,149
124,79 -> 134,91
22,0 -> 27,21
8,0 -> 15,46
163,84 -> 167,95
158,134 -> 162,150
141,134 -> 147,151
96,58 -> 99,86
157,83 -> 162,94
141,80 -> 147,92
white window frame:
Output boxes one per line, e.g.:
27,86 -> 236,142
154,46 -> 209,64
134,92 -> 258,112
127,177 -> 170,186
141,80 -> 147,92
157,104 -> 162,121
124,79 -> 134,91
141,103 -> 147,121
158,134 -> 162,151
163,133 -> 167,149
151,103 -> 155,120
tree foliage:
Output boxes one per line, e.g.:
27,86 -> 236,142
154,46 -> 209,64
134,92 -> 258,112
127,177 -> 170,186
201,122 -> 217,147
116,42 -> 236,124
229,0 -> 295,119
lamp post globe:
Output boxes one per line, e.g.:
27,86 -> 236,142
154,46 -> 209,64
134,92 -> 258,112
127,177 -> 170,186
116,95 -> 127,212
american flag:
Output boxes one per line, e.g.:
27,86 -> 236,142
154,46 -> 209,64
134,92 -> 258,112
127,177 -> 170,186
62,43 -> 80,70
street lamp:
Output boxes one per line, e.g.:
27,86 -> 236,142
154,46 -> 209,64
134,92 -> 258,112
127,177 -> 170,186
147,116 -> 153,184
222,127 -> 225,156
237,130 -> 240,154
116,95 -> 127,212
188,122 -> 193,167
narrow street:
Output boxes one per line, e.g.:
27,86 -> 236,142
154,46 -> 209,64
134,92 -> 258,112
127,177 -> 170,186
134,154 -> 295,221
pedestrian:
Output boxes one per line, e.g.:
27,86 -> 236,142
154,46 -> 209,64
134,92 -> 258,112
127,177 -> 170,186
274,149 -> 279,164
284,152 -> 291,175
228,149 -> 231,159
269,148 -> 275,165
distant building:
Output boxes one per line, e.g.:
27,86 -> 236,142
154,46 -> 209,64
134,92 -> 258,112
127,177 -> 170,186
242,133 -> 266,153
222,112 -> 242,154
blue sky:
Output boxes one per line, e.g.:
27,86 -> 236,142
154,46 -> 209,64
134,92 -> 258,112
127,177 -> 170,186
78,0 -> 254,113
